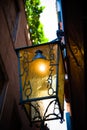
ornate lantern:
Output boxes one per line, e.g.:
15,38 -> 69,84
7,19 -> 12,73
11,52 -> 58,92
16,40 -> 65,128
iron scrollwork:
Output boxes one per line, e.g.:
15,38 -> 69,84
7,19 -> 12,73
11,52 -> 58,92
19,50 -> 32,98
47,44 -> 55,96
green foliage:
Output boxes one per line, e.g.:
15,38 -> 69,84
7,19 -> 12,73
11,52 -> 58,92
25,0 -> 49,45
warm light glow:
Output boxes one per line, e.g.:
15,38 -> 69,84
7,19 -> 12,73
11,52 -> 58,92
39,63 -> 46,72
35,59 -> 49,75
30,59 -> 50,77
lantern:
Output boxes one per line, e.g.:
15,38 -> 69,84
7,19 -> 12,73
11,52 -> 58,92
16,40 -> 65,127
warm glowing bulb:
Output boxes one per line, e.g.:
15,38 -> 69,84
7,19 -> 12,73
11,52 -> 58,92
30,59 -> 49,77
39,63 -> 46,72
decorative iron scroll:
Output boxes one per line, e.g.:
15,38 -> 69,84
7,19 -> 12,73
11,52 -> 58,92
23,99 -> 64,124
47,43 -> 56,96
19,50 -> 32,98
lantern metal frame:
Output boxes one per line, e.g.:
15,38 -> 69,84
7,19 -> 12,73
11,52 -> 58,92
16,30 -> 66,128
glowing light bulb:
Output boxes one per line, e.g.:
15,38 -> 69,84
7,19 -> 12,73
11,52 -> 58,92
30,59 -> 49,77
39,63 -> 46,72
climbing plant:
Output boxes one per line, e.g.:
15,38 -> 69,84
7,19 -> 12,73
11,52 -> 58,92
25,0 -> 48,45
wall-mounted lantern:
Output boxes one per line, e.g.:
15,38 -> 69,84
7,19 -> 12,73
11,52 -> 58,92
16,38 -> 65,128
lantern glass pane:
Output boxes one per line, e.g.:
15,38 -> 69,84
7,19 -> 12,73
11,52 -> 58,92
58,49 -> 65,111
18,43 -> 59,102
